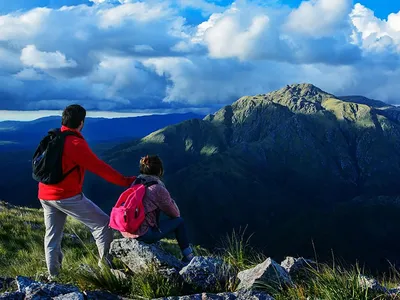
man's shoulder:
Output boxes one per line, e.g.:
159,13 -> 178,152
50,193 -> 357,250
64,133 -> 87,148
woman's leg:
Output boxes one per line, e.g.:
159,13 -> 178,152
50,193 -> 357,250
138,217 -> 193,259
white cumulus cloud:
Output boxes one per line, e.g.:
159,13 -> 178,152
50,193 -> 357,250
285,0 -> 352,37
21,45 -> 78,70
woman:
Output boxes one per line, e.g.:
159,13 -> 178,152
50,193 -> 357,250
121,155 -> 194,263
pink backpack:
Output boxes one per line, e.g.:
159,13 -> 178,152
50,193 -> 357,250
109,178 -> 158,233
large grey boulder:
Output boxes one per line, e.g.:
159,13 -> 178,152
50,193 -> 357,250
16,276 -> 79,299
280,257 -> 317,280
179,257 -> 234,291
155,290 -> 274,299
237,258 -> 292,291
110,238 -> 183,273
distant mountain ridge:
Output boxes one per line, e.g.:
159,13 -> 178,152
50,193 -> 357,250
0,113 -> 204,151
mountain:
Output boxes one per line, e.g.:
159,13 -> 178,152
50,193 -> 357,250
0,113 -> 203,151
84,83 -> 400,271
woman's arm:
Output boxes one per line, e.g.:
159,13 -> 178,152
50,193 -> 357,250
156,186 -> 180,218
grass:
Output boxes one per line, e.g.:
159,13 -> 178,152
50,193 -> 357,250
0,203 -> 399,299
219,226 -> 265,271
267,264 -> 388,300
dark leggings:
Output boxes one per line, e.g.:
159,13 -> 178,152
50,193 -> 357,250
137,217 -> 190,250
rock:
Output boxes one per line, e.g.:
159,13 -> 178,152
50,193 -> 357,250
358,275 -> 387,293
179,257 -> 233,291
156,290 -> 273,299
280,257 -> 317,280
53,292 -> 85,300
16,276 -> 79,298
110,238 -> 184,273
0,292 -> 25,300
237,258 -> 293,291
84,290 -> 132,300
16,276 -> 35,293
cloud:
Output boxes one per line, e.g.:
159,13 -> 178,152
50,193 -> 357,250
14,68 -> 43,80
351,3 -> 400,53
0,8 -> 50,42
21,45 -> 78,69
0,0 -> 400,111
98,2 -> 173,28
285,0 -> 352,37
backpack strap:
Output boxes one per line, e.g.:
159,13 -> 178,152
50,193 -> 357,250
132,177 -> 158,188
144,181 -> 158,188
49,128 -> 82,180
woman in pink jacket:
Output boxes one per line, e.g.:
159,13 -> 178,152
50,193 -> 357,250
122,155 -> 194,263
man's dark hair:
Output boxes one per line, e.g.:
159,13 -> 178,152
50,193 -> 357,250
62,104 -> 86,129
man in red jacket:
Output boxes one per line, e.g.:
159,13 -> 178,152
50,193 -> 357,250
39,104 -> 135,279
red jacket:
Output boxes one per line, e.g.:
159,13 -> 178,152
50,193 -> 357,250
39,126 -> 135,200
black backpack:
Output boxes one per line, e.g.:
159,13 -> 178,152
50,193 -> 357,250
32,128 -> 81,184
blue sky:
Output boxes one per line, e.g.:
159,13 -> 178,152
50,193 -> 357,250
0,0 -> 396,19
0,0 -> 400,113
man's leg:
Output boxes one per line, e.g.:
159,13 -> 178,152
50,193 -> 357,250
40,200 -> 67,277
49,194 -> 113,266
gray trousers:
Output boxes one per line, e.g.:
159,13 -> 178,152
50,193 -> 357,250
40,193 -> 113,276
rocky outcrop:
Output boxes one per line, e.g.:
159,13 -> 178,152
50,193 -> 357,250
110,239 -> 183,274
237,258 -> 292,291
179,257 -> 233,291
16,276 -> 80,299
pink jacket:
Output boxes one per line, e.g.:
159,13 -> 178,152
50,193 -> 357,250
121,175 -> 180,238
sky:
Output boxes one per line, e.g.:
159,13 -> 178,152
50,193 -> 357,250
0,0 -> 400,114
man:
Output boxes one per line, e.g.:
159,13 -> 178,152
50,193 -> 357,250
38,104 -> 135,279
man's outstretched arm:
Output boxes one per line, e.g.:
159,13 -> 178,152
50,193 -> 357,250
67,136 -> 135,187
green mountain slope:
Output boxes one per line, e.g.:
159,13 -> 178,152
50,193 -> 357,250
84,83 -> 400,270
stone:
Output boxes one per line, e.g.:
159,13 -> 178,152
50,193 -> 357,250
16,276 -> 79,298
0,292 -> 25,300
280,257 -> 317,280
237,258 -> 293,291
53,292 -> 85,300
156,290 -> 274,299
84,290 -> 132,300
358,275 -> 387,293
110,238 -> 184,273
179,257 -> 234,291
